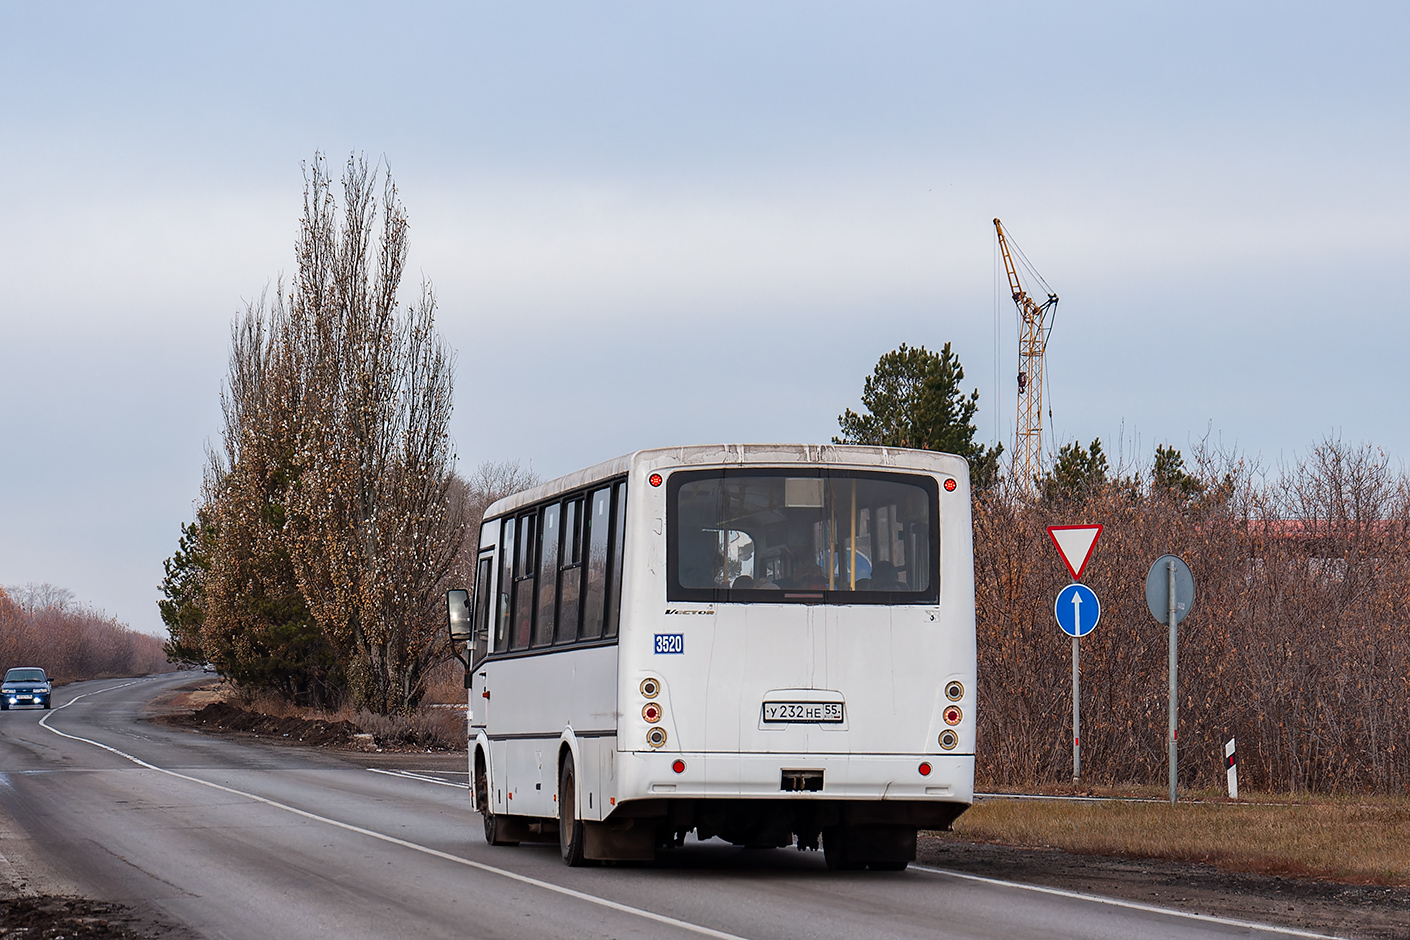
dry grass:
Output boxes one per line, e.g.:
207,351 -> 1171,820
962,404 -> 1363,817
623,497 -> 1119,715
354,708 -> 465,750
236,687 -> 464,750
946,794 -> 1410,885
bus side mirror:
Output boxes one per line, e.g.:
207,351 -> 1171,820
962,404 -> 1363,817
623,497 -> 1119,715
446,589 -> 473,642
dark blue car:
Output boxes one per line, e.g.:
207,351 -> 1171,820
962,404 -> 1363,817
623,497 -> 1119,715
1,667 -> 52,710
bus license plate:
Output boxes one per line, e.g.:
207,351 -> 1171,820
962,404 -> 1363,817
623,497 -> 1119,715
762,702 -> 843,723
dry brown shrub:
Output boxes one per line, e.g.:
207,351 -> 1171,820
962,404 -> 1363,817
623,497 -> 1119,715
0,584 -> 173,682
354,707 -> 465,750
420,657 -> 467,705
976,437 -> 1410,794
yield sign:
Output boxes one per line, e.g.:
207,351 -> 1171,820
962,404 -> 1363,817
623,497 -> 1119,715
1048,525 -> 1103,581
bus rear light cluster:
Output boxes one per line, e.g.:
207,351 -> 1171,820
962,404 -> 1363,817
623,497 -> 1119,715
938,729 -> 959,750
641,677 -> 668,748
943,705 -> 963,726
945,681 -> 964,701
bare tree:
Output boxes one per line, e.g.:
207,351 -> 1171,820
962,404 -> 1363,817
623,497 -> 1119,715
5,583 -> 76,613
456,460 -> 540,538
446,460 -> 542,593
279,154 -> 468,714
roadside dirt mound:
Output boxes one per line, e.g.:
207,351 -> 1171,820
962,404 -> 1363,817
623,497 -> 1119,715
180,701 -> 359,748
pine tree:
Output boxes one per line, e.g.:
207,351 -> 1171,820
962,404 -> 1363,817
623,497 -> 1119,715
835,342 -> 1003,488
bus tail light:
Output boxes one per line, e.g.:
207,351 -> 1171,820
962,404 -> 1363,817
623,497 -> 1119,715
945,681 -> 964,701
944,705 -> 962,725
647,727 -> 668,748
642,702 -> 662,723
939,729 -> 958,750
918,762 -> 932,776
672,759 -> 685,774
640,678 -> 660,699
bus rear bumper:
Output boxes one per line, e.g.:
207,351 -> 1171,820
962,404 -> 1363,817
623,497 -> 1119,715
617,751 -> 974,806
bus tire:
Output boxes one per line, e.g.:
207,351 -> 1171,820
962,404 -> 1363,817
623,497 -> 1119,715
822,826 -> 862,870
483,813 -> 520,847
558,754 -> 588,867
477,757 -> 519,847
825,825 -> 913,871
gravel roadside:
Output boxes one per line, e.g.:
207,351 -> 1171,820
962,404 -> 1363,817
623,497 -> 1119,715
917,834 -> 1409,940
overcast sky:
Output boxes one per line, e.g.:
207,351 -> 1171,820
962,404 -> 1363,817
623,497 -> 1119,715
2,2 -> 1407,635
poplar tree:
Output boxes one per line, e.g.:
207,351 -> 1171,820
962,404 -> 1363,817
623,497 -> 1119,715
179,153 -> 466,714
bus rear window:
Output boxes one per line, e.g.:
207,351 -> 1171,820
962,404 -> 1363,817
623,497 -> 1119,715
667,469 -> 939,604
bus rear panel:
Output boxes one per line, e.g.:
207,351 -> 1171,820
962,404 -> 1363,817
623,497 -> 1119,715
463,444 -> 976,869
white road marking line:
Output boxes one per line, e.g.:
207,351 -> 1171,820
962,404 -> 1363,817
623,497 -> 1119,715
910,865 -> 1349,940
40,685 -> 750,940
365,767 -> 469,789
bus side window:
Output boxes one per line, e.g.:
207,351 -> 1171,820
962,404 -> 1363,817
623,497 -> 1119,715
604,481 -> 627,639
512,512 -> 536,650
496,518 -> 515,652
471,553 -> 493,666
580,486 -> 612,640
556,497 -> 583,644
534,503 -> 560,647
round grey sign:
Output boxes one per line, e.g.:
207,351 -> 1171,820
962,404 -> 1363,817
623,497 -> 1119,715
1145,554 -> 1194,625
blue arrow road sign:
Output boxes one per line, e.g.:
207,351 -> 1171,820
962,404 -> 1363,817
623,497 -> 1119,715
1055,583 -> 1101,638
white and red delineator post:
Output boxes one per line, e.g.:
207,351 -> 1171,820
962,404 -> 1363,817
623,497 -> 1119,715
1225,737 -> 1238,800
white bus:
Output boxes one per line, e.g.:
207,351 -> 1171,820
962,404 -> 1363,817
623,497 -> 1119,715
446,444 -> 975,869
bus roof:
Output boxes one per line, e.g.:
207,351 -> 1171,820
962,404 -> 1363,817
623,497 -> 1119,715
482,444 -> 969,520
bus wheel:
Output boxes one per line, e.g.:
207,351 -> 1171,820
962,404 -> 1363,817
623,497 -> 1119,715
824,825 -> 913,871
483,813 -> 520,847
558,754 -> 588,867
822,826 -> 862,870
477,760 -> 519,847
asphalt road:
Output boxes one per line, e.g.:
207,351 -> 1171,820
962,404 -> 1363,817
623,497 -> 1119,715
0,673 -> 1341,940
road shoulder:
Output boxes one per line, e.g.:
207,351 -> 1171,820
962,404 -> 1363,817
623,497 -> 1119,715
918,834 -> 1410,940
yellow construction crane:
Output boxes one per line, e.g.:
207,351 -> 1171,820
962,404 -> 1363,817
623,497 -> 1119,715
993,218 -> 1059,496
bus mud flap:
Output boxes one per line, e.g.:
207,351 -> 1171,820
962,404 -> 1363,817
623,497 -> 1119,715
583,819 -> 656,861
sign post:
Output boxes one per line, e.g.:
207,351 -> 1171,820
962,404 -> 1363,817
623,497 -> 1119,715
1054,582 -> 1100,782
1145,554 -> 1195,804
1049,525 -> 1103,785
